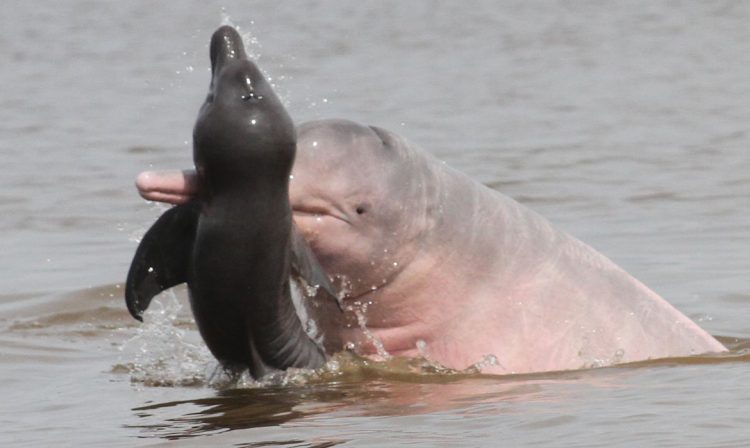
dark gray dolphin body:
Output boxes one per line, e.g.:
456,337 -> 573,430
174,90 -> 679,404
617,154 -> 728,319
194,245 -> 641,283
126,26 -> 340,378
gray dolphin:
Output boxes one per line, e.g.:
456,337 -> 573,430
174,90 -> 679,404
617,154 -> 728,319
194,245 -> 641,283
125,26 -> 341,378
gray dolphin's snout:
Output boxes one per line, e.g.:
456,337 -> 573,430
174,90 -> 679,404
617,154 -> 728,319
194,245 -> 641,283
210,25 -> 247,74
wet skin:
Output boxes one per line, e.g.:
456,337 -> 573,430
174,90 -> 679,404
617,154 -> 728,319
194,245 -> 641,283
136,117 -> 726,375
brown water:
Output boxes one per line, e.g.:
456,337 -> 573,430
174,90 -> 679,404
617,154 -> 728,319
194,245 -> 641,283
1,1 -> 749,446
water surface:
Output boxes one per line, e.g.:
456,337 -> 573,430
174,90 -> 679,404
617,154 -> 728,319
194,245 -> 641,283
1,1 -> 748,446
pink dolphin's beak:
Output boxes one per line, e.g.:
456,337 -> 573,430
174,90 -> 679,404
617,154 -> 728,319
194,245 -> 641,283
135,170 -> 198,205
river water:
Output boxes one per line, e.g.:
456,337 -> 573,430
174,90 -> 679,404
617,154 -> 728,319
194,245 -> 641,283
1,1 -> 748,446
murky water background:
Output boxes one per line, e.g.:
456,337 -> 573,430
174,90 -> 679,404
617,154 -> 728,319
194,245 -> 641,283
1,1 -> 748,446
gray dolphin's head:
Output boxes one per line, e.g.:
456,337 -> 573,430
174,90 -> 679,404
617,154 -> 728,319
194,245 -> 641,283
193,26 -> 295,194
290,119 -> 441,298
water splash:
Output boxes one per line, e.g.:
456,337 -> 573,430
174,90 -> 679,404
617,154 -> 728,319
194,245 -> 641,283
218,13 -> 262,61
116,291 -> 212,387
466,354 -> 501,373
347,300 -> 391,360
289,277 -> 324,346
578,333 -> 627,369
332,274 -> 353,302
415,339 -> 503,374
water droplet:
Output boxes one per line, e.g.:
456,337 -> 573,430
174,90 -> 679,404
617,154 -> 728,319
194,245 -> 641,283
392,262 -> 399,267
251,119 -> 257,125
305,318 -> 318,336
186,65 -> 194,72
289,174 -> 294,180
147,267 -> 154,273
312,141 -> 318,147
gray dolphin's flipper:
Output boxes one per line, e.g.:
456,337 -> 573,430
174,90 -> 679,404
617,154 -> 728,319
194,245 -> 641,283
290,225 -> 342,310
125,202 -> 200,321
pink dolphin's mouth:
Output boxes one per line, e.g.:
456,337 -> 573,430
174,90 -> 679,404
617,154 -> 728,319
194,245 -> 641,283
292,204 -> 351,225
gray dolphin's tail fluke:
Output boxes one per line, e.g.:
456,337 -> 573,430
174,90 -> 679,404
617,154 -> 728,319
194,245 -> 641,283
125,202 -> 199,321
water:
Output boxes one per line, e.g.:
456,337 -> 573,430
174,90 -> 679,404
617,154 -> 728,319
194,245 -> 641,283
1,1 -> 748,446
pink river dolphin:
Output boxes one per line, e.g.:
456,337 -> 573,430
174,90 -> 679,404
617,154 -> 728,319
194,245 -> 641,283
135,118 -> 726,375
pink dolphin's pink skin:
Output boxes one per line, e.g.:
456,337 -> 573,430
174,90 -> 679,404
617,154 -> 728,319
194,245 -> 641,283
135,119 -> 726,375
136,170 -> 198,205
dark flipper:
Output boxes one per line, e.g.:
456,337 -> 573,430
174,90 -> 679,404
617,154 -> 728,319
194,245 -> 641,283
125,202 -> 200,321
290,225 -> 342,310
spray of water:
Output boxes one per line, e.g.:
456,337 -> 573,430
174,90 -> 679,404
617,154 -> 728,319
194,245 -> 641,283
117,291 -> 213,387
